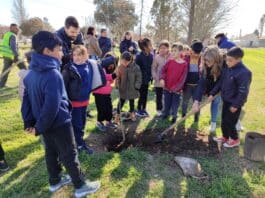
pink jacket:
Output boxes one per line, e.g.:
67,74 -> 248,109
93,70 -> 114,95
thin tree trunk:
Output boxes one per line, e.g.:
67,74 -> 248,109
187,0 -> 195,44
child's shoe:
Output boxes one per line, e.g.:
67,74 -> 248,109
75,180 -> 100,198
130,112 -> 136,121
49,174 -> 72,192
136,110 -> 145,117
106,122 -> 117,129
213,136 -> 228,143
78,145 -> 94,155
223,139 -> 240,148
96,122 -> 106,132
0,160 -> 9,172
209,122 -> 217,133
142,110 -> 149,117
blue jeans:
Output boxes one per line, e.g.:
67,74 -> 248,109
182,84 -> 200,121
210,94 -> 221,123
163,90 -> 181,118
71,106 -> 87,147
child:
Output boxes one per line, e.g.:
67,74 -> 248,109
160,43 -> 188,123
93,53 -> 118,132
208,47 -> 252,148
192,46 -> 223,132
18,51 -> 32,101
152,40 -> 171,116
21,31 -> 100,196
62,45 -> 94,155
115,51 -> 142,123
0,143 -> 9,172
181,41 -> 203,123
135,38 -> 153,117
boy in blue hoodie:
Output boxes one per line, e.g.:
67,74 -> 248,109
209,47 -> 252,148
21,31 -> 100,197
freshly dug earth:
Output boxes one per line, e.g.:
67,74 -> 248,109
103,126 -> 220,156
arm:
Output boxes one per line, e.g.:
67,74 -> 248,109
10,35 -> 18,58
119,41 -> 126,54
232,71 -> 252,108
194,77 -> 207,102
151,57 -> 158,80
34,72 -> 64,135
21,84 -> 36,130
134,65 -> 142,90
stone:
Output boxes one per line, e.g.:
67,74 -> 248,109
174,156 -> 202,177
244,132 -> 265,162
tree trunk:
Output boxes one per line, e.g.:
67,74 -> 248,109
187,0 -> 195,44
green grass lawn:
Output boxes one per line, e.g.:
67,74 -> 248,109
0,48 -> 265,197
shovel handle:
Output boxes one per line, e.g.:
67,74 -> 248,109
160,98 -> 214,137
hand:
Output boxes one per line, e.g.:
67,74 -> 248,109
128,46 -> 134,51
230,106 -> 238,113
25,127 -> 36,136
192,101 -> 200,113
159,79 -> 165,88
207,95 -> 214,103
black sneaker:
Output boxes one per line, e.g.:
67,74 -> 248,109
0,160 -> 9,172
78,145 -> 94,155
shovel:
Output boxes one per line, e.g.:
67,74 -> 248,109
154,99 -> 212,143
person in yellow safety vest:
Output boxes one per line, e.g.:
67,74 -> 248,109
0,23 -> 26,88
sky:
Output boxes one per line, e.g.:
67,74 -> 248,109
0,0 -> 264,38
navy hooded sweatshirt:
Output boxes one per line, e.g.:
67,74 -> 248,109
21,52 -> 72,135
210,62 -> 252,108
98,36 -> 112,57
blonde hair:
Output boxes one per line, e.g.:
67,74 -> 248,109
202,45 -> 223,81
72,45 -> 88,56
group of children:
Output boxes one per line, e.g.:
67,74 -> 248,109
0,27 -> 252,197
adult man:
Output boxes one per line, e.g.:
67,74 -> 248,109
215,33 -> 235,50
56,16 -> 84,67
98,28 -> 112,58
0,23 -> 26,87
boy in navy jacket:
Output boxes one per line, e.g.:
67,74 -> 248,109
21,31 -> 100,197
209,47 -> 252,148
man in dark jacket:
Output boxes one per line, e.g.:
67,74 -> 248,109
98,28 -> 112,58
56,16 -> 84,67
215,33 -> 235,50
21,31 -> 100,196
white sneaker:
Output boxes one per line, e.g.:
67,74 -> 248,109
209,122 -> 216,133
156,110 -> 162,117
75,180 -> 100,198
236,120 -> 244,131
49,174 -> 72,192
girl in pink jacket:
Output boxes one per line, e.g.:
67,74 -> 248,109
93,58 -> 117,132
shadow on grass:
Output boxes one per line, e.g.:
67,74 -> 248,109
0,86 -> 19,103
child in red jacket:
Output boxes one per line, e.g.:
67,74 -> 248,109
160,43 -> 188,123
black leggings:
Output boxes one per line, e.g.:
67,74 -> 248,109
117,98 -> 135,114
137,84 -> 149,111
94,94 -> 113,122
155,87 -> 163,111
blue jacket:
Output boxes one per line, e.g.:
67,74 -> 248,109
98,36 -> 112,57
21,52 -> 72,135
135,52 -> 153,85
218,36 -> 236,49
210,62 -> 252,108
119,39 -> 138,55
71,61 -> 93,102
56,27 -> 84,65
